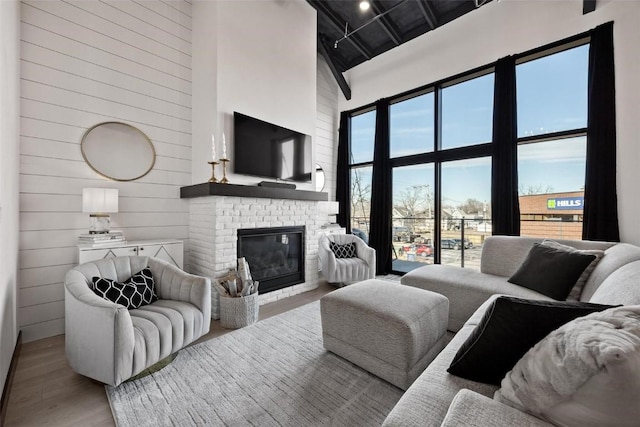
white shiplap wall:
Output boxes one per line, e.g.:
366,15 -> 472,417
19,0 -> 192,342
316,55 -> 340,200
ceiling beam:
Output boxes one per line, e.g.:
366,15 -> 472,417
307,0 -> 373,60
318,35 -> 352,101
583,0 -> 596,14
370,0 -> 401,46
416,0 -> 438,30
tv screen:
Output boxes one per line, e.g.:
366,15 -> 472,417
234,112 -> 312,182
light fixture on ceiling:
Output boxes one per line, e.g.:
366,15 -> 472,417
359,1 -> 370,11
335,0 -> 408,49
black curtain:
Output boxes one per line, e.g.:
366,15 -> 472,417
491,56 -> 520,236
336,111 -> 351,231
583,22 -> 620,242
368,99 -> 392,274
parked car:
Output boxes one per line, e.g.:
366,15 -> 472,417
416,244 -> 434,257
453,238 -> 474,249
413,236 -> 432,245
441,239 -> 461,250
401,243 -> 433,257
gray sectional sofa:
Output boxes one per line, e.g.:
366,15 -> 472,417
383,235 -> 640,426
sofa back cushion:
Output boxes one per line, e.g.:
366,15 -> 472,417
580,243 -> 640,302
481,236 -> 545,277
480,236 -> 612,278
588,260 -> 640,305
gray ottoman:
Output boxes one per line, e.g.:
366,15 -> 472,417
320,279 -> 449,390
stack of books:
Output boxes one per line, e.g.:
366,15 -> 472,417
78,231 -> 125,248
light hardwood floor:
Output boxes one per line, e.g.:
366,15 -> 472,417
5,282 -> 335,426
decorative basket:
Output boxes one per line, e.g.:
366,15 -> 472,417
219,292 -> 259,329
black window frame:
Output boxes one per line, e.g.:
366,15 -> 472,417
514,38 -> 590,237
344,30 -> 594,274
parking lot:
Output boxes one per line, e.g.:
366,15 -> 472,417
392,242 -> 482,271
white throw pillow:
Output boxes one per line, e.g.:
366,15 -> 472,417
494,305 -> 640,427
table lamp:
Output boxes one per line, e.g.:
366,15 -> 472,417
319,201 -> 340,227
82,188 -> 118,234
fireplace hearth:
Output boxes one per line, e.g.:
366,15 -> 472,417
237,226 -> 305,294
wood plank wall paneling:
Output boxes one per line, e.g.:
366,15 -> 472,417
316,55 -> 340,200
19,0 -> 192,343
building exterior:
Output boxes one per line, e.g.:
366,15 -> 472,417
519,191 -> 584,240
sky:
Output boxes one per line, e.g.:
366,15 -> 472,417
350,44 -> 589,210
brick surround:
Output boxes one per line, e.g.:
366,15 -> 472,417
188,196 -> 324,319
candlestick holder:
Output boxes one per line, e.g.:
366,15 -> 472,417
220,158 -> 229,184
207,161 -> 219,183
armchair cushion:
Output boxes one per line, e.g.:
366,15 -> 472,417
92,267 -> 158,309
330,241 -> 357,258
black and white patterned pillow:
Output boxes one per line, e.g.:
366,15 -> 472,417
92,267 -> 158,309
330,241 -> 357,259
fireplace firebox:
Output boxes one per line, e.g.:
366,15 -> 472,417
237,226 -> 305,294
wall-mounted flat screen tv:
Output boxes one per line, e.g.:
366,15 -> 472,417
234,112 -> 312,183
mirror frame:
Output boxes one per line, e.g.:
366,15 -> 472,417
315,163 -> 326,192
81,121 -> 156,182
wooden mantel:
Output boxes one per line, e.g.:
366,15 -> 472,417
180,182 -> 328,202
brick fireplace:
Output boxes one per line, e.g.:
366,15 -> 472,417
188,195 -> 324,319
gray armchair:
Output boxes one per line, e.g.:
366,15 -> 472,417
64,256 -> 211,386
319,234 -> 376,284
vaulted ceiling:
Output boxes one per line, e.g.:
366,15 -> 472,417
309,0 -> 484,72
308,0 -> 597,99
307,0 -> 491,98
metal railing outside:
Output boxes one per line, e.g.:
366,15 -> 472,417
349,216 -> 584,272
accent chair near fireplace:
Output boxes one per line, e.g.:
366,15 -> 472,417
318,234 -> 376,285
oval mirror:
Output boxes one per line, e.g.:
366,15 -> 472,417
81,122 -> 155,181
315,163 -> 326,192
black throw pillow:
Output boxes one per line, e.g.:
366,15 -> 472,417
447,296 -> 616,385
507,243 -> 597,300
92,267 -> 158,309
330,241 -> 357,259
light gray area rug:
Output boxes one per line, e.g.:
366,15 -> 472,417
106,301 -> 403,426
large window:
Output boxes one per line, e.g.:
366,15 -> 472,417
392,164 -> 435,269
345,38 -> 593,274
441,74 -> 495,149
388,72 -> 493,272
516,44 -> 589,240
349,110 -> 376,240
441,157 -> 491,269
517,45 -> 588,137
390,92 -> 434,157
350,110 -> 376,164
351,166 -> 372,240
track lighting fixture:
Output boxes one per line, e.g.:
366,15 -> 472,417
334,0 -> 408,49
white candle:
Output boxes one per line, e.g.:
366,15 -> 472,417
211,134 -> 216,161
222,132 -> 227,159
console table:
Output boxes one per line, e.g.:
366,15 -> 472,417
78,239 -> 184,269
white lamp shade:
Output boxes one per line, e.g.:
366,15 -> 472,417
326,201 -> 340,215
82,188 -> 118,213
